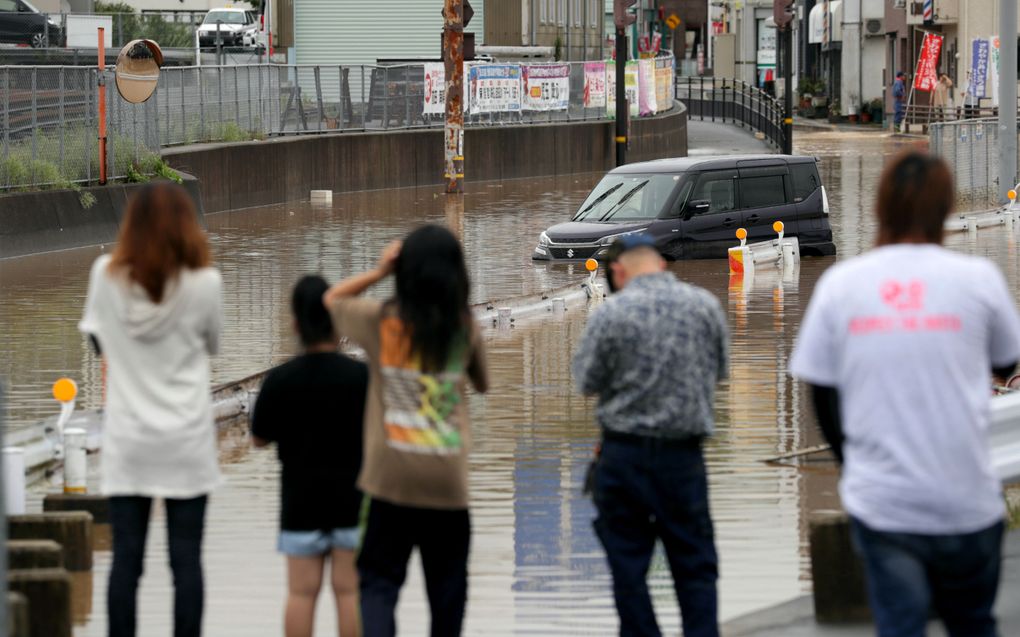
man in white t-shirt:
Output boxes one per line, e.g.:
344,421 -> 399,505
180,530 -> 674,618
790,152 -> 1020,637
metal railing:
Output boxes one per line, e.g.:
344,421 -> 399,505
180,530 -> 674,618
2,58 -> 679,190
929,118 -> 1020,207
0,66 -> 158,191
675,76 -> 786,151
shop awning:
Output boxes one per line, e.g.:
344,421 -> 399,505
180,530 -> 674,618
808,1 -> 843,45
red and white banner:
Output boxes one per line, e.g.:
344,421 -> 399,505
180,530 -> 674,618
913,32 -> 944,92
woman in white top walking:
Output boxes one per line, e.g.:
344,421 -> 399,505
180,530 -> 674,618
80,183 -> 223,637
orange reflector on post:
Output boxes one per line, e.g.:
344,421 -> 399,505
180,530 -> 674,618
53,378 -> 78,403
585,258 -> 598,272
1009,190 -> 1017,201
773,221 -> 785,234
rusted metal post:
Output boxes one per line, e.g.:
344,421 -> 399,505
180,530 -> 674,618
98,27 -> 107,185
443,0 -> 464,193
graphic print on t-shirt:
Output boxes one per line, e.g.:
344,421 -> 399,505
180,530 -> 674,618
849,279 -> 962,335
378,317 -> 466,455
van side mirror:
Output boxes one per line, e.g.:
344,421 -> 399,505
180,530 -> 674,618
686,199 -> 711,217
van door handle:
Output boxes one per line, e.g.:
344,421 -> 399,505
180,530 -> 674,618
747,214 -> 760,223
722,218 -> 735,227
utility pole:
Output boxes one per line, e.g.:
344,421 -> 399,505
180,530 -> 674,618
774,0 -> 795,155
999,0 -> 1017,202
443,0 -> 465,193
614,0 -> 636,166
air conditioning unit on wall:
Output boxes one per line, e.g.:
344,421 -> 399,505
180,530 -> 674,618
865,19 -> 884,37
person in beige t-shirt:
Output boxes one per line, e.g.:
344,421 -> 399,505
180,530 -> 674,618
324,224 -> 488,637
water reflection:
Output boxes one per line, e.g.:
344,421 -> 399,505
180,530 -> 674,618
9,129 -> 1017,634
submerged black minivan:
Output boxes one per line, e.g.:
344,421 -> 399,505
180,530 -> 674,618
532,155 -> 835,261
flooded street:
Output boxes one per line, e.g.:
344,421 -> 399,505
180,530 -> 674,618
5,126 -> 1016,635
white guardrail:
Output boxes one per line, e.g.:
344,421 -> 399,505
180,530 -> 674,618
944,186 -> 1020,233
727,221 -> 800,276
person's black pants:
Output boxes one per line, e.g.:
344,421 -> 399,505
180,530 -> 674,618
358,498 -> 470,637
593,434 -> 719,637
108,495 -> 208,637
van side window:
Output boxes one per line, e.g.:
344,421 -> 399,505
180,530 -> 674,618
689,173 -> 735,214
791,163 -> 821,202
0,0 -> 19,10
739,175 -> 787,209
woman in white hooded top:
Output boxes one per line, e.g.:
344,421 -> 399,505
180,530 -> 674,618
80,182 -> 223,637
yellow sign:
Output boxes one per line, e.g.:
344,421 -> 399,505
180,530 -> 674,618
665,14 -> 681,30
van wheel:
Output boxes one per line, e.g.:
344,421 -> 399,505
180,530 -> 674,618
30,32 -> 47,48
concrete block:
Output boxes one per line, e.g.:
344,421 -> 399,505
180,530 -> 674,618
8,568 -> 71,637
7,540 -> 63,570
8,591 -> 29,637
8,512 -> 93,571
43,493 -> 111,525
808,510 -> 871,623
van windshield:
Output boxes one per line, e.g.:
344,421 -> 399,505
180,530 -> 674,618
203,10 -> 245,24
572,174 -> 681,222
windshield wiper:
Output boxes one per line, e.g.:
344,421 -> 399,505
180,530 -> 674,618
573,183 -> 623,221
598,181 -> 649,222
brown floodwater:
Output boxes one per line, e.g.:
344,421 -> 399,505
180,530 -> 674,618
4,127 -> 1015,635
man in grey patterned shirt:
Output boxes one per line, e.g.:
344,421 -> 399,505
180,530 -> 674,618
573,234 -> 728,637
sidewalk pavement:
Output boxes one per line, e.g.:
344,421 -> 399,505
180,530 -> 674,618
687,120 -> 772,156
722,529 -> 1020,636
793,116 -> 928,140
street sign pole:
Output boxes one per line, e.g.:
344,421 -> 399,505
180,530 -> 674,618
443,0 -> 465,194
782,24 -> 793,155
615,28 -> 627,166
999,0 -> 1017,202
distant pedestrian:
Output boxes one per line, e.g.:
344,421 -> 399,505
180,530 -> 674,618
573,235 -> 728,637
79,183 -> 223,637
251,275 -> 368,637
893,71 -> 906,129
933,74 -> 952,121
790,151 -> 1020,637
962,70 -> 980,119
324,225 -> 489,637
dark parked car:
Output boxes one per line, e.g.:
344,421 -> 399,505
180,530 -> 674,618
532,155 -> 836,261
0,0 -> 62,48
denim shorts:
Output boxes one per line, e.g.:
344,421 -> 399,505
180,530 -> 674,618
278,527 -> 361,556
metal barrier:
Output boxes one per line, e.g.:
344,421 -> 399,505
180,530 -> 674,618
3,58 -> 678,190
0,66 -> 159,191
675,76 -> 786,151
929,118 -> 1020,207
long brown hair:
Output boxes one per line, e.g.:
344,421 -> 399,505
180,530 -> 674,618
110,182 -> 210,303
875,151 -> 955,246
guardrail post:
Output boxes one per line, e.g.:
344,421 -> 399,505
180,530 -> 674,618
58,68 -> 65,177
2,69 -> 9,189
338,67 -> 346,131
30,69 -> 37,186
314,66 -> 324,131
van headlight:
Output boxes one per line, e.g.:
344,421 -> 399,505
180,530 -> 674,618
538,232 -> 550,246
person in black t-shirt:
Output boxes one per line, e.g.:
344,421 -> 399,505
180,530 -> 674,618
251,275 -> 368,637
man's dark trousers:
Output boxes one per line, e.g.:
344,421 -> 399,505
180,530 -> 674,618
593,432 -> 719,637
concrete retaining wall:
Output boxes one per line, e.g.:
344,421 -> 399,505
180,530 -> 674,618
1,107 -> 686,257
0,174 -> 204,259
164,104 -> 688,214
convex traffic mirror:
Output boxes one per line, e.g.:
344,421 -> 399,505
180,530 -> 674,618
115,39 -> 163,104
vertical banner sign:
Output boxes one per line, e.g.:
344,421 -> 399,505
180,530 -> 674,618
638,58 -> 657,115
468,64 -> 522,113
423,62 -> 446,115
991,36 -> 1001,107
624,60 -> 640,118
583,61 -> 607,108
969,38 -> 990,99
606,61 -> 641,118
655,56 -> 672,112
912,33 -> 943,92
523,63 -> 570,111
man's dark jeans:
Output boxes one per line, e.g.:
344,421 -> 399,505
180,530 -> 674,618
358,498 -> 471,637
850,517 -> 1005,637
593,434 -> 719,637
108,495 -> 208,637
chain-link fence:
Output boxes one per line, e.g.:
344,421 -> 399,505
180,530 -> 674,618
0,66 -> 160,191
929,119 -> 1020,208
3,57 -> 678,190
